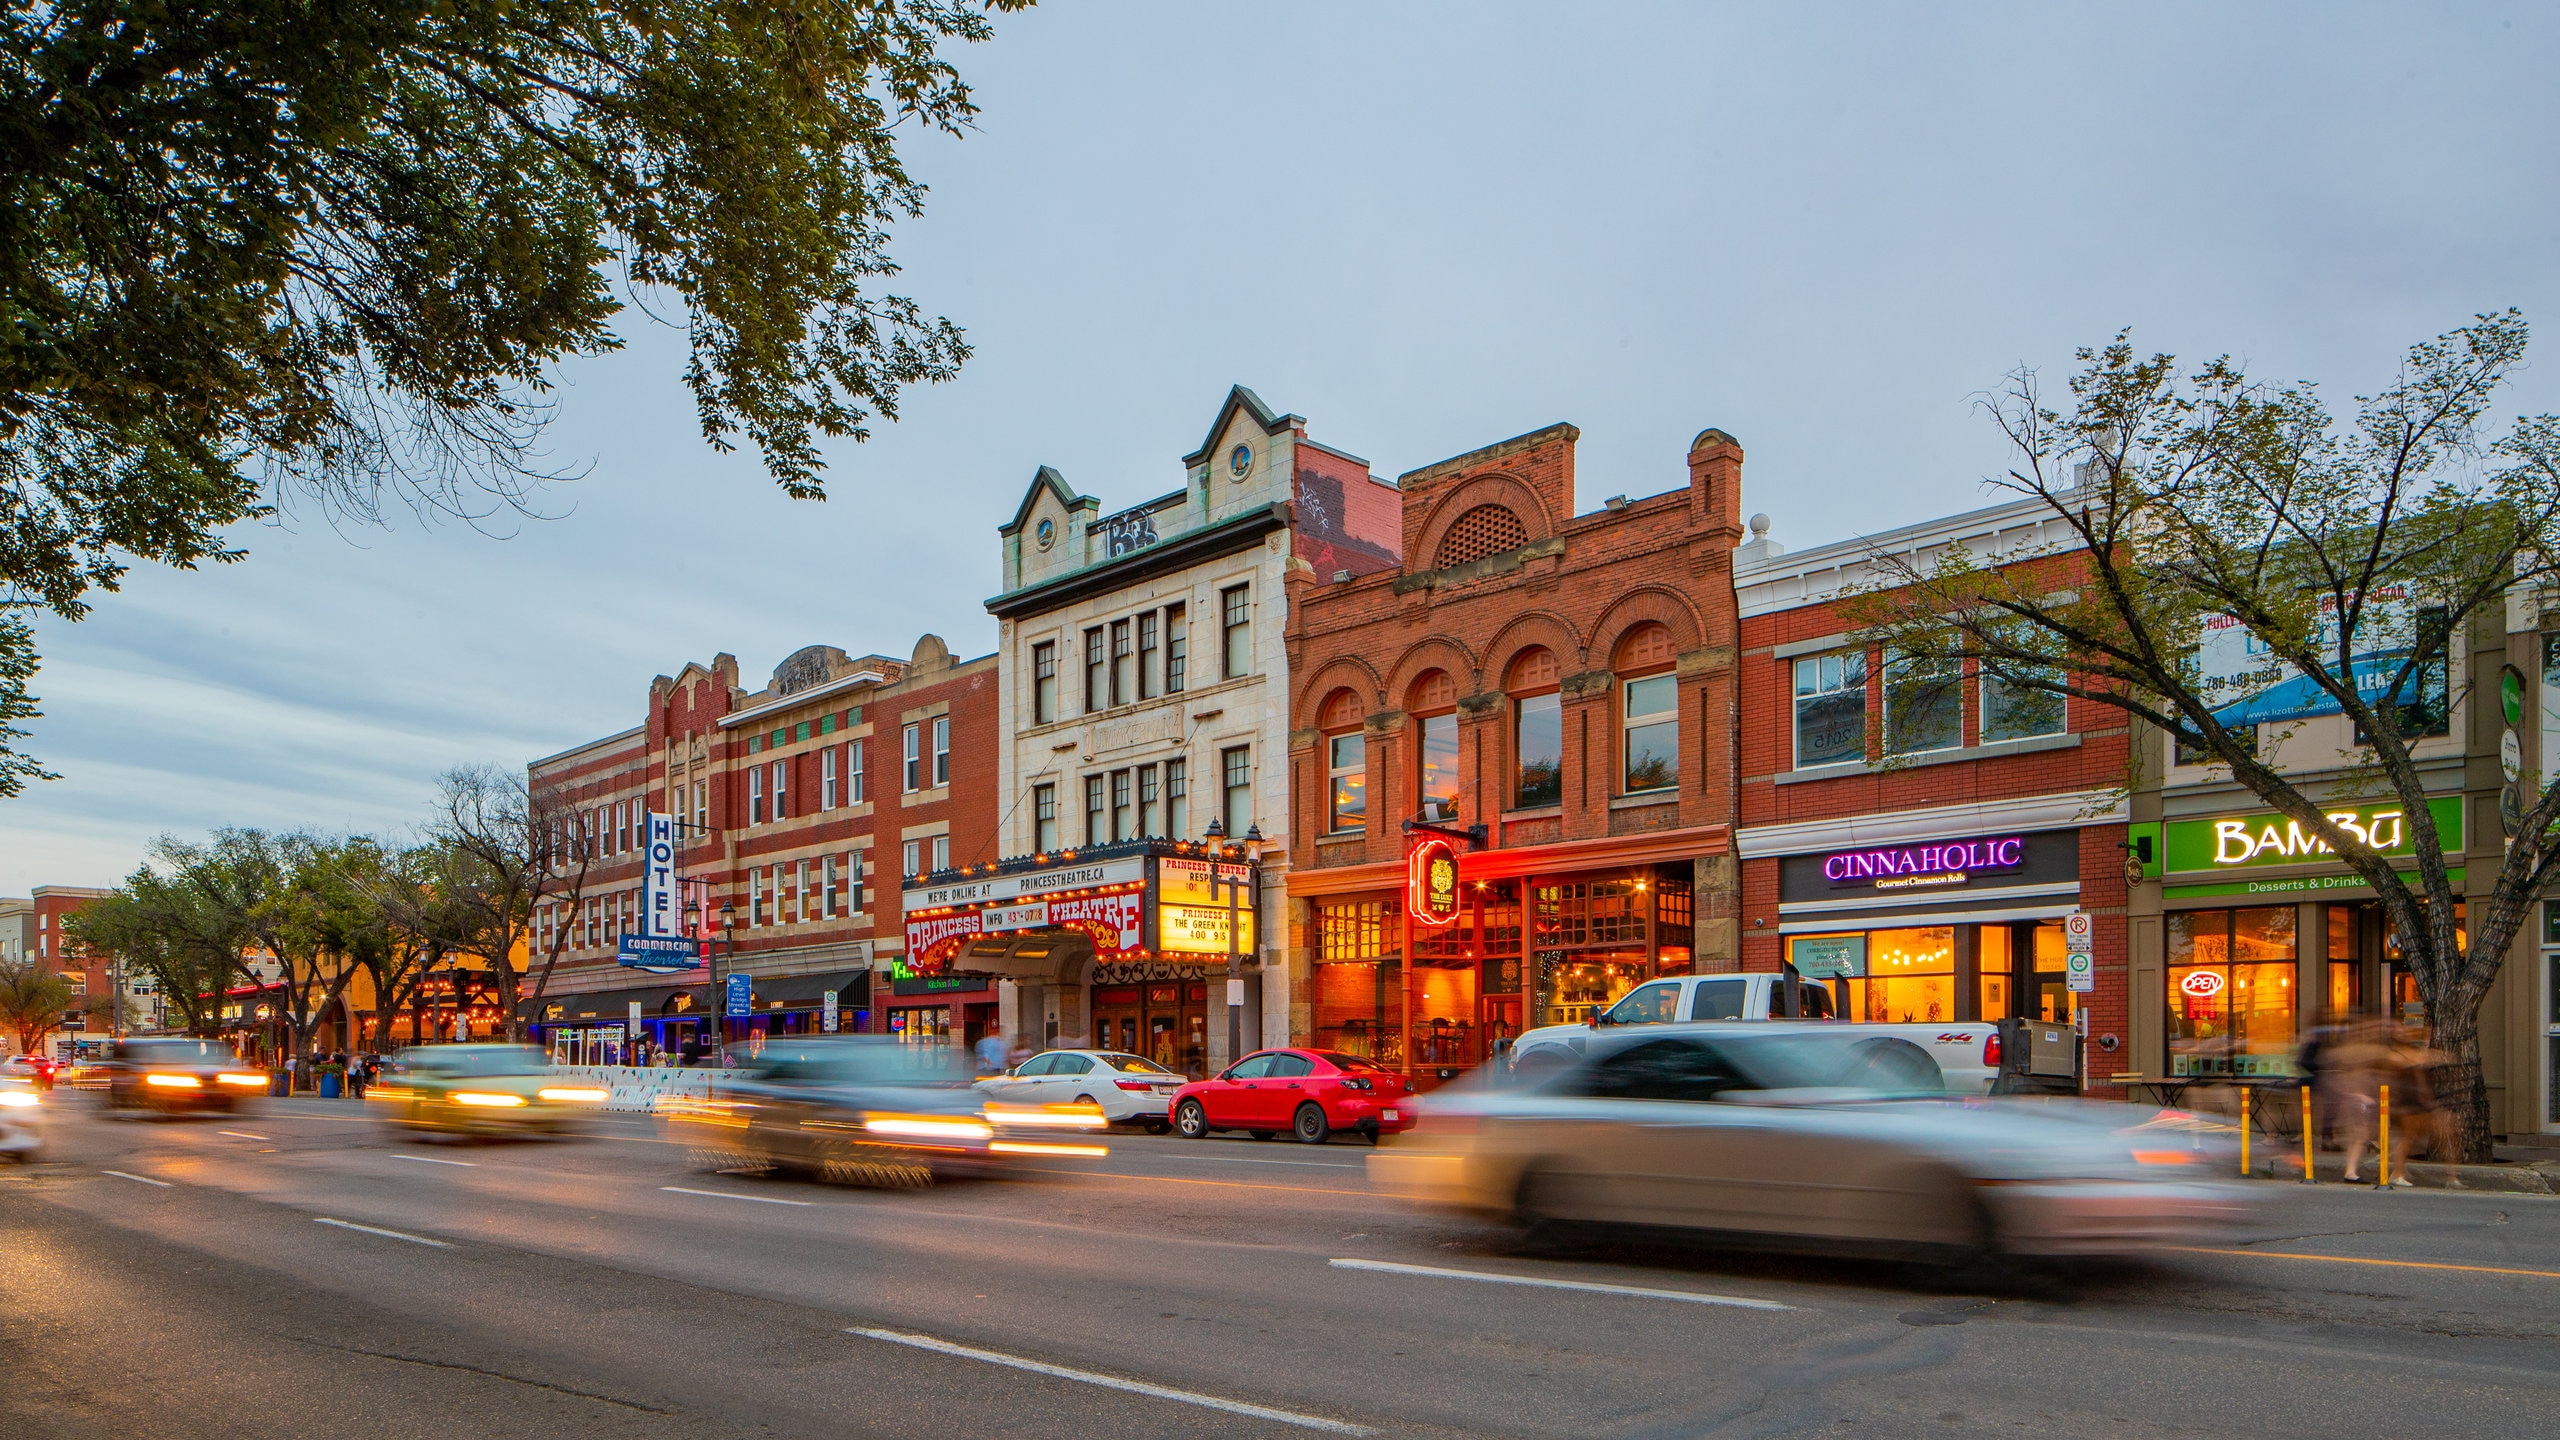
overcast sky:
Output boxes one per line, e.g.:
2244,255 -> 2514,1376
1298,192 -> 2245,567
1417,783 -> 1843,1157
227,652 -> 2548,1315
6,2 -> 2556,894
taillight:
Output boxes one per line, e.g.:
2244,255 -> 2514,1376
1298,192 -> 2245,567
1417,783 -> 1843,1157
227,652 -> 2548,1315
1114,1080 -> 1153,1091
1338,1077 -> 1373,1091
1982,1031 -> 2002,1068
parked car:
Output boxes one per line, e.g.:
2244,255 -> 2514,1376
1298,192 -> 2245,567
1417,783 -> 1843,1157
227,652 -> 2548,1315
98,1037 -> 265,1114
1370,1026 -> 2255,1263
976,1050 -> 1184,1132
660,1036 -> 1106,1185
1169,1048 -> 1416,1144
370,1045 -> 605,1137
1505,972 -> 2001,1094
0,1075 -> 44,1161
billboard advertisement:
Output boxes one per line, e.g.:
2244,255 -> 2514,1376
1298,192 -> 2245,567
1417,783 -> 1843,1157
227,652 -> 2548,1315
2197,588 -> 2441,729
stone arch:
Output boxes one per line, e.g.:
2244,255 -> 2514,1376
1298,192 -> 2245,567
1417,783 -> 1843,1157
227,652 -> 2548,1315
1590,587 -> 1707,672
1480,610 -> 1585,685
1291,654 -> 1384,731
1384,635 -> 1482,712
1412,473 -> 1557,572
1505,647 -> 1561,695
1316,687 -> 1366,732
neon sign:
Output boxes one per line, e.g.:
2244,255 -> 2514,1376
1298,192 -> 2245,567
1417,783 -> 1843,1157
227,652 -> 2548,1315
2179,971 -> 2225,999
1821,836 -> 2025,886
1406,838 -> 1460,927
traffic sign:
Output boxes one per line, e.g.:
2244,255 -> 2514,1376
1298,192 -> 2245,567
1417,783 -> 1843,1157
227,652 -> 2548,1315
821,990 -> 840,1033
2063,911 -> 2094,952
725,972 -> 752,1017
2065,949 -> 2094,993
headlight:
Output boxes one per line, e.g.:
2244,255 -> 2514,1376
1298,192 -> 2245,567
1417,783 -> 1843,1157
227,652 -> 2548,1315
0,1091 -> 37,1109
989,1140 -> 1108,1157
2132,1149 -> 2198,1166
451,1091 -> 527,1108
216,1072 -> 266,1088
864,1115 -> 993,1141
537,1087 -> 608,1103
145,1073 -> 203,1089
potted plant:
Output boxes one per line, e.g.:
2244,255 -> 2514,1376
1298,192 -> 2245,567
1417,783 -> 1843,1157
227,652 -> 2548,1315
314,1059 -> 345,1099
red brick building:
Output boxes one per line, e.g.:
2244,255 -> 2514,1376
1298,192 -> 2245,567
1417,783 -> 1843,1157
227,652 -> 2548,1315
1732,497 -> 2131,1083
524,634 -> 1000,1052
1282,423 -> 1745,1081
1,886 -> 122,1052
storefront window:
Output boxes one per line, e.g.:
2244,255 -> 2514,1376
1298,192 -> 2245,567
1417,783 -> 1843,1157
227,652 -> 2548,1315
2168,906 -> 2298,1077
1851,927 -> 1956,1023
2029,921 -> 2075,1025
1978,925 -> 2012,1019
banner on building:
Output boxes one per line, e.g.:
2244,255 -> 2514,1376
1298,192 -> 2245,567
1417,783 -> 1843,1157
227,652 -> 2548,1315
2197,588 -> 2442,729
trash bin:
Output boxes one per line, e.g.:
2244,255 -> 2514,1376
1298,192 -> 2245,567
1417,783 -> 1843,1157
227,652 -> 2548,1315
266,1070 -> 290,1098
318,1071 -> 343,1099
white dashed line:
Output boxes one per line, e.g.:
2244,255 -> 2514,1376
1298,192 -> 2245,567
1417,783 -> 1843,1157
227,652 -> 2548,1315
217,1131 -> 272,1141
846,1327 -> 1375,1434
1328,1257 -> 1793,1310
390,1153 -> 475,1167
661,1185 -> 813,1207
101,1170 -> 172,1187
314,1218 -> 450,1248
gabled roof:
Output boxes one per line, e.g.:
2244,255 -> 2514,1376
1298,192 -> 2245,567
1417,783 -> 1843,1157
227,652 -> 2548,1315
998,465 -> 1094,538
1181,385 -> 1302,467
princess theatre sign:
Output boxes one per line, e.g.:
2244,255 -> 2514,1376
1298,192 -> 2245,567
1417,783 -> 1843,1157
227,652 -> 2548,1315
901,844 -> 1257,975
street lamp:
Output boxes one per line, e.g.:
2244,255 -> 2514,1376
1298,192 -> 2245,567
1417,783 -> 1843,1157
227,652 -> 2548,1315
717,901 -> 737,1062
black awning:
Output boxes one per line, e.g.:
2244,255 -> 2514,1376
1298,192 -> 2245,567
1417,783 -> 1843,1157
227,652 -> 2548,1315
522,983 -> 696,1023
743,970 -> 871,1009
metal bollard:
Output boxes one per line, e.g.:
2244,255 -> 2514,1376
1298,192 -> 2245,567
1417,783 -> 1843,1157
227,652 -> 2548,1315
2301,1085 -> 2315,1184
2378,1083 -> 2391,1190
2240,1086 -> 2251,1177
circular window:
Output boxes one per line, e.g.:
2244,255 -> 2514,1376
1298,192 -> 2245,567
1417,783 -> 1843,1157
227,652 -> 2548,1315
1228,443 -> 1253,480
1034,517 -> 1056,550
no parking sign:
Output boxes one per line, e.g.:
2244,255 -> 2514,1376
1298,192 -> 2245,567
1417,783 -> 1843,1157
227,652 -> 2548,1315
2063,911 -> 2094,992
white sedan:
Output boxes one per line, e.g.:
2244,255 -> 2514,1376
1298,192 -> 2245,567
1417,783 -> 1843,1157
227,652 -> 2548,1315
977,1050 -> 1186,1132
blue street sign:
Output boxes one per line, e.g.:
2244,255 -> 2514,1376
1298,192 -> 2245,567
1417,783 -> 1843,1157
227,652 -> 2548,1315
617,934 -> 701,972
725,972 -> 752,1017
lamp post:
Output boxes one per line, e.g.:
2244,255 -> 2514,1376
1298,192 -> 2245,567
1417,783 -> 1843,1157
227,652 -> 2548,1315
717,901 -> 737,1062
1201,818 -> 1262,1071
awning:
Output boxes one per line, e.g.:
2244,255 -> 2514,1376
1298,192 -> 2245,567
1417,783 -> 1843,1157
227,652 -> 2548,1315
741,971 -> 871,1010
521,983 -> 695,1024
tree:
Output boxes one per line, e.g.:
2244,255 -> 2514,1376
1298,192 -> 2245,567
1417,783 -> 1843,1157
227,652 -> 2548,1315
1852,312 -> 2560,1162
425,765 -> 595,1042
0,960 -> 74,1056
0,0 -> 1030,783
70,861 -> 254,1036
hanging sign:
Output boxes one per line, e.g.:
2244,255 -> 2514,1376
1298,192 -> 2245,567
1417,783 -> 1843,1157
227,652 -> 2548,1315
641,811 -> 678,937
1406,837 -> 1460,928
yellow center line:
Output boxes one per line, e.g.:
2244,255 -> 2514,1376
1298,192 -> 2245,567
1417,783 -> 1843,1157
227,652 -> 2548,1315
1021,1166 -> 1372,1199
2175,1246 -> 2560,1280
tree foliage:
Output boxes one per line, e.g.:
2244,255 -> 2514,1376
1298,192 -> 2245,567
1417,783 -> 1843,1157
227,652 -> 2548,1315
0,958 -> 73,1055
1850,312 -> 2560,1160
0,0 -> 1027,782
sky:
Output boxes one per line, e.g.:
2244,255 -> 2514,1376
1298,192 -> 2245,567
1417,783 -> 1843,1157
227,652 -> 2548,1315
7,1 -> 2558,894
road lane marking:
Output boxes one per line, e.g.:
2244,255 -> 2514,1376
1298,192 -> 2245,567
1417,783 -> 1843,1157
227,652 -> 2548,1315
314,1218 -> 450,1248
101,1170 -> 171,1187
390,1154 -> 476,1167
2174,1246 -> 2560,1280
217,1131 -> 271,1141
661,1185 -> 813,1207
1329,1258 -> 1794,1310
846,1327 -> 1375,1434
1153,1154 -> 1366,1169
1021,1167 -> 1369,1198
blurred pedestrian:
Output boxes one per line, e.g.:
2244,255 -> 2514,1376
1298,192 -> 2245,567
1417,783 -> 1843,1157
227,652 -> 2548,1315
2332,1019 -> 2389,1182
2380,1023 -> 2449,1188
974,1023 -> 1008,1076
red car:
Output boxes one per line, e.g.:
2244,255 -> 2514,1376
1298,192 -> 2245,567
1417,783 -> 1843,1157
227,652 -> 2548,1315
1169,1049 -> 1416,1144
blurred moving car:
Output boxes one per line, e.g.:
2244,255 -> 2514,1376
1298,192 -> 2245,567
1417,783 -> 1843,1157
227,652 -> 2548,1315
3,1054 -> 65,1090
98,1037 -> 266,1114
976,1050 -> 1184,1132
0,1075 -> 43,1161
663,1036 -> 1105,1185
370,1044 -> 605,1137
1169,1048 -> 1416,1144
1370,1027 -> 2255,1261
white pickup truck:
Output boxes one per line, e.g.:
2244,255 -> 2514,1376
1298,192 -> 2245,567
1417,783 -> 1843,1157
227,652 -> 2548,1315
1506,972 -> 2001,1094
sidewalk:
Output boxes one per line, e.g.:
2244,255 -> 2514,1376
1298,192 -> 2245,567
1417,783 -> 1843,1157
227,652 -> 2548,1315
2234,1148 -> 2560,1194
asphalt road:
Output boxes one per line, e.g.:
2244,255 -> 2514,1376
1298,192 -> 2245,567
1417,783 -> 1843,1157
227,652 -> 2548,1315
4,1096 -> 2557,1440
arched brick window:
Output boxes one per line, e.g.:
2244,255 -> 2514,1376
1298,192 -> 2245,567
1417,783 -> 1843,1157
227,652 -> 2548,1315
1435,505 -> 1529,568
1408,669 -> 1460,822
1506,648 -> 1562,809
1615,623 -> 1678,795
1319,688 -> 1367,835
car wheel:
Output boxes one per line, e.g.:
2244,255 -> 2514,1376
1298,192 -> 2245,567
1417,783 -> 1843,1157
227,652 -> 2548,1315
1292,1103 -> 1331,1145
1512,1164 -> 1587,1254
1174,1099 -> 1209,1139
1143,1120 -> 1171,1136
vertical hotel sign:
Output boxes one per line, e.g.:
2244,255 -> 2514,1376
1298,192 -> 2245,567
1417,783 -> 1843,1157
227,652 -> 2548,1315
1407,837 -> 1459,927
618,811 -> 697,970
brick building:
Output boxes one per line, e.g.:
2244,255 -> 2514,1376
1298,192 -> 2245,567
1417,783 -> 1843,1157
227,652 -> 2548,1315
0,886 -> 146,1054
1282,423 -> 1745,1082
1732,497 -> 2133,1082
524,634 -> 999,1053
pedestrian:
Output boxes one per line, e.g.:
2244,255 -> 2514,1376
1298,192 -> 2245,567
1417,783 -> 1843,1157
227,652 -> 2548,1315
975,1023 -> 1009,1076
2379,1023 -> 2449,1188
346,1054 -> 367,1100
2332,1019 -> 2388,1182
